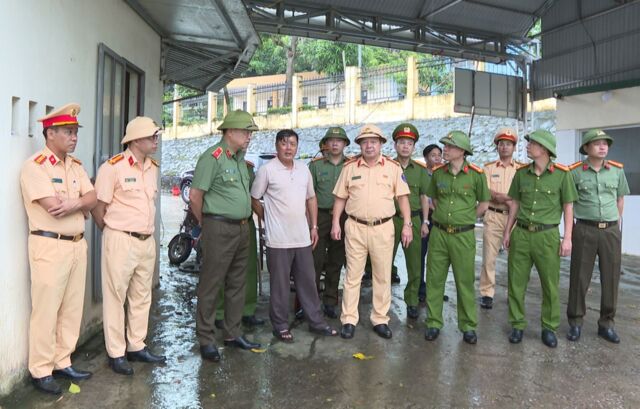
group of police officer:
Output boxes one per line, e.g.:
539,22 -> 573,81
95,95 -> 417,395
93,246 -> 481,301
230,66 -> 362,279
21,105 -> 628,395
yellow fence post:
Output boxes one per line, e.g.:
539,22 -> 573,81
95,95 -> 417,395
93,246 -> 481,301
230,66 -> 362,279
406,56 -> 418,120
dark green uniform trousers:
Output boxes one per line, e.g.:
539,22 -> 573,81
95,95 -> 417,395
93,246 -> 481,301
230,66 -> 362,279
567,222 -> 621,329
508,226 -> 560,331
215,217 -> 258,320
425,227 -> 477,331
392,214 -> 422,307
312,210 -> 346,306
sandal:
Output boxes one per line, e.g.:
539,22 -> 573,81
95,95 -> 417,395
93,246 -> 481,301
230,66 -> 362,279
309,326 -> 338,337
272,329 -> 294,343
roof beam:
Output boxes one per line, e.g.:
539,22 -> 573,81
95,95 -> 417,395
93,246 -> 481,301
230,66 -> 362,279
422,0 -> 462,19
162,51 -> 238,81
124,0 -> 168,37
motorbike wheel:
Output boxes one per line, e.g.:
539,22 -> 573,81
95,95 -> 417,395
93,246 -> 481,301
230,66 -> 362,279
180,180 -> 191,204
168,233 -> 193,265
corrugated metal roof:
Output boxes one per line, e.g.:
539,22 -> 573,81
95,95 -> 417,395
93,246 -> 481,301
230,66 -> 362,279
126,0 -> 260,92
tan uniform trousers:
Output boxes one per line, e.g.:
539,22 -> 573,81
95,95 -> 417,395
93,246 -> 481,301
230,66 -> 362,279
480,209 -> 508,298
28,234 -> 87,378
102,227 -> 156,358
341,218 -> 395,326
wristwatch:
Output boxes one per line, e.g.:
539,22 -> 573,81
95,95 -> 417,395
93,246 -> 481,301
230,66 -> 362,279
310,225 -> 318,230
404,221 -> 413,227
422,220 -> 429,225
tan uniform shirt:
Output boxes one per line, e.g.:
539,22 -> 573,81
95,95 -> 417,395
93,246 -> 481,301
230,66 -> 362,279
483,159 -> 518,211
20,146 -> 93,235
333,155 -> 410,220
94,149 -> 158,234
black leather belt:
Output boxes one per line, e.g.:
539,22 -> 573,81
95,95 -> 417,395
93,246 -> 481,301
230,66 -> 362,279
203,214 -> 249,225
318,208 -> 333,215
432,221 -> 475,234
348,215 -> 392,226
488,206 -> 509,215
31,230 -> 84,242
123,231 -> 152,240
395,210 -> 421,218
576,219 -> 618,229
517,221 -> 558,232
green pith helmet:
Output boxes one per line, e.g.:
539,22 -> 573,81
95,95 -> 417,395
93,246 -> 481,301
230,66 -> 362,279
524,129 -> 557,158
439,130 -> 473,155
217,110 -> 259,131
392,123 -> 420,142
580,129 -> 613,155
320,126 -> 350,147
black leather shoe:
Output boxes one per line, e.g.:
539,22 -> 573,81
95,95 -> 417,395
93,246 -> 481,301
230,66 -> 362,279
242,315 -> 266,327
52,366 -> 92,380
391,272 -> 401,284
224,336 -> 261,350
509,328 -> 523,344
541,329 -> 558,348
295,308 -> 305,320
108,356 -> 134,375
418,294 -> 426,303
214,319 -> 224,330
462,330 -> 477,344
424,327 -> 440,341
407,306 -> 419,319
373,324 -> 392,339
443,294 -> 449,302
32,375 -> 62,395
200,344 -> 221,362
340,324 -> 355,339
480,296 -> 493,310
566,325 -> 581,342
322,304 -> 338,319
598,327 -> 620,344
127,347 -> 166,363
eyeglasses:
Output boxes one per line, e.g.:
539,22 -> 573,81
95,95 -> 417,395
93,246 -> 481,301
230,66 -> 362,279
144,133 -> 160,142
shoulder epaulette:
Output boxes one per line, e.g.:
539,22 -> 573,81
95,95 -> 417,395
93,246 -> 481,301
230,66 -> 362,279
34,154 -> 47,165
412,159 -> 427,169
345,155 -> 354,160
607,160 -> 623,168
514,160 -> 526,167
468,163 -> 484,174
484,160 -> 497,167
108,153 -> 125,165
149,157 -> 159,167
554,163 -> 569,172
68,155 -> 82,165
246,160 -> 255,168
212,146 -> 223,160
517,162 -> 530,170
568,161 -> 582,170
344,155 -> 359,166
384,156 -> 401,166
432,163 -> 446,172
310,156 -> 324,162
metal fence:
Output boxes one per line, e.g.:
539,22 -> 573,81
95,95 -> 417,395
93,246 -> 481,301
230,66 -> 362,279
300,74 -> 345,109
360,64 -> 406,103
227,88 -> 247,111
255,82 -> 287,114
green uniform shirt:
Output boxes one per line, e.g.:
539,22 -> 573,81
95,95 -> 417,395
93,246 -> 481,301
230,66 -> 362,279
394,158 -> 430,212
426,161 -> 490,226
571,160 -> 629,221
308,155 -> 347,209
192,140 -> 251,219
508,162 -> 578,225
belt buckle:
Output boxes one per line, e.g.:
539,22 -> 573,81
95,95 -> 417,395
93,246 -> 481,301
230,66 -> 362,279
528,224 -> 536,232
598,222 -> 607,229
141,234 -> 150,240
241,219 -> 247,225
73,234 -> 82,242
502,210 -> 509,215
446,226 -> 455,234
367,220 -> 375,227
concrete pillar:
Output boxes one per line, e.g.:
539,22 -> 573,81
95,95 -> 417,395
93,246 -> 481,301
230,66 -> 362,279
172,86 -> 180,139
406,56 -> 418,120
246,84 -> 257,115
207,91 -> 217,133
344,66 -> 360,124
291,75 -> 302,128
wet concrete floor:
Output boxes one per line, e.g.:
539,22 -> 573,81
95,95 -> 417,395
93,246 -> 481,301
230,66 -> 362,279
2,193 -> 640,408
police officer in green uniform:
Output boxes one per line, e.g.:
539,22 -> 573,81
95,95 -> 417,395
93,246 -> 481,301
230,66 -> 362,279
390,123 -> 431,320
190,110 -> 261,362
214,160 -> 265,329
424,131 -> 490,344
566,129 -> 629,344
308,127 -> 350,319
502,130 -> 578,348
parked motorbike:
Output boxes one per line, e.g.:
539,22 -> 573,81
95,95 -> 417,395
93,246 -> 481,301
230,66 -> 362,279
168,204 -> 201,266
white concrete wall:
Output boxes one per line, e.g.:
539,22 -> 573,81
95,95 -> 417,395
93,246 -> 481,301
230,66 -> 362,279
555,87 -> 640,255
0,0 -> 162,395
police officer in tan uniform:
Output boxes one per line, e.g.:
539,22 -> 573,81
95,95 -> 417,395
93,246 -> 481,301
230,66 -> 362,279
479,127 -> 520,309
331,124 -> 412,340
93,117 -> 166,375
20,103 -> 96,394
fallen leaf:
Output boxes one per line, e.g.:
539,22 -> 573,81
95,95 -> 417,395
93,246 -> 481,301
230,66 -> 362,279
352,352 -> 374,360
251,348 -> 267,353
210,393 -> 216,398
68,383 -> 81,394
